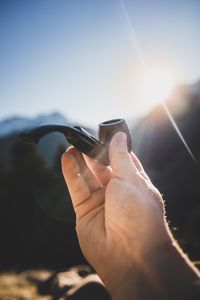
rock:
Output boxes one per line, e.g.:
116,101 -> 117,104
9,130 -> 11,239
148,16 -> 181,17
33,265 -> 111,300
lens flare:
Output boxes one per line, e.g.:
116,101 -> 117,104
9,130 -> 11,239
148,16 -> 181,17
120,0 -> 197,165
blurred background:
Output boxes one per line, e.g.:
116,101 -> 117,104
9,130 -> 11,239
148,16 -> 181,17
0,0 -> 200,298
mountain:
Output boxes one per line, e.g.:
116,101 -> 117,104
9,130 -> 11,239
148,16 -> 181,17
0,113 -> 67,164
133,80 -> 200,166
0,112 -> 95,164
0,112 -> 68,138
132,80 -> 200,259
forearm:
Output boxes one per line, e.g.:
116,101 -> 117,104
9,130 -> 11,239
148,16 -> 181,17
105,234 -> 200,300
142,239 -> 200,300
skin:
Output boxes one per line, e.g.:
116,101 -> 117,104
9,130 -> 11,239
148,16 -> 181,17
61,132 -> 200,300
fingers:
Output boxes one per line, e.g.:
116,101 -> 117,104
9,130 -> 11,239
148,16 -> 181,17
109,132 -> 140,180
83,154 -> 113,187
130,152 -> 150,180
61,147 -> 100,208
71,147 -> 101,192
109,132 -> 150,184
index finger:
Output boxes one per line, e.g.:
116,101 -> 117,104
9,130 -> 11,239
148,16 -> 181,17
83,154 -> 113,187
61,147 -> 100,208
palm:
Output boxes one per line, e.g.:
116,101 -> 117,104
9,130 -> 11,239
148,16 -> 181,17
62,138 -> 165,281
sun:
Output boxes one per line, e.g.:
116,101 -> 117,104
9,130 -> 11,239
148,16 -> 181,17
139,68 -> 176,109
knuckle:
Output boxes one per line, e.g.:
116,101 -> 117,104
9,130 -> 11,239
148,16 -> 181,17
108,177 -> 121,188
113,151 -> 129,160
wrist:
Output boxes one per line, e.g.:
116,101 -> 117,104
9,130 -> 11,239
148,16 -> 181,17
102,259 -> 152,300
99,236 -> 172,300
100,219 -> 172,299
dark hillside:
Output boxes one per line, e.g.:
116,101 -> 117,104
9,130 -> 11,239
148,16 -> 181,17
133,82 -> 200,259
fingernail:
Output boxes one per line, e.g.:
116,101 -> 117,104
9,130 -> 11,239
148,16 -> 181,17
111,132 -> 127,151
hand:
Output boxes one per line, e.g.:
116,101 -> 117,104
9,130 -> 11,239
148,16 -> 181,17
61,132 -> 171,298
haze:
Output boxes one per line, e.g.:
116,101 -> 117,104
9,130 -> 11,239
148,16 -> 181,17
1,0 -> 200,126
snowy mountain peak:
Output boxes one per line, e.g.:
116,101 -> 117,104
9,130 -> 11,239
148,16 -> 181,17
0,112 -> 68,137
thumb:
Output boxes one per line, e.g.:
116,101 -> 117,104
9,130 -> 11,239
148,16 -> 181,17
109,132 -> 138,178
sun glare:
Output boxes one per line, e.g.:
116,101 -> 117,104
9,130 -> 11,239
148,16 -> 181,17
139,68 -> 176,109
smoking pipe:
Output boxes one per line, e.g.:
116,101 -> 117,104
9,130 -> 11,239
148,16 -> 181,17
20,118 -> 132,165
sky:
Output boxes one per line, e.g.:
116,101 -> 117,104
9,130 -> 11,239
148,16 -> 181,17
1,0 -> 200,126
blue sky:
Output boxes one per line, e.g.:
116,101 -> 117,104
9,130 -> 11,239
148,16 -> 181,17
1,0 -> 200,126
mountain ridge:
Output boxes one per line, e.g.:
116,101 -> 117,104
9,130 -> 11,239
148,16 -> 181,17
0,112 -> 69,138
